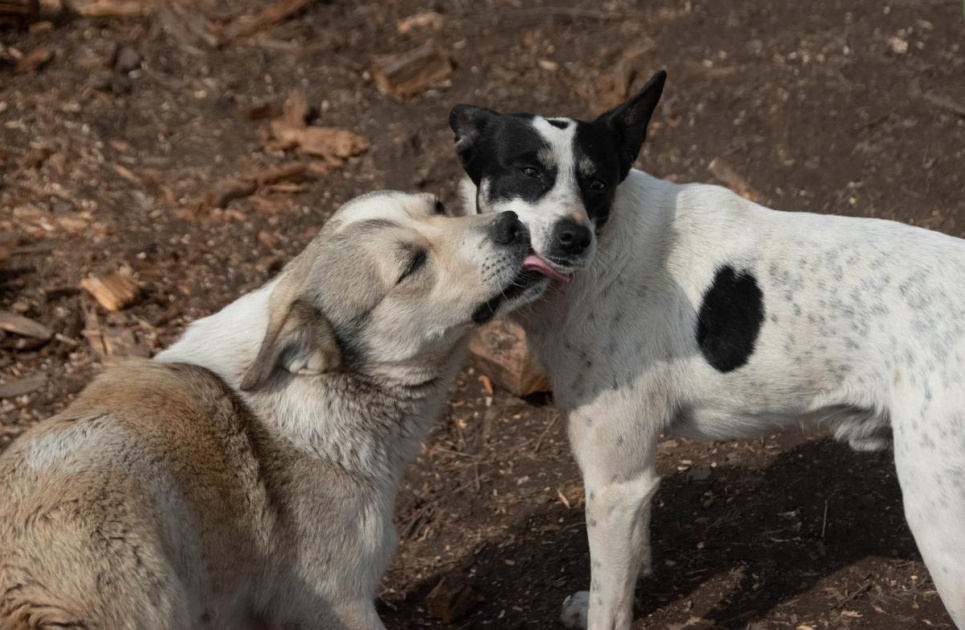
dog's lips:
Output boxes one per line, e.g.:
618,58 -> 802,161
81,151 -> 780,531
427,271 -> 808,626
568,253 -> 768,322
471,261 -> 551,325
523,254 -> 570,283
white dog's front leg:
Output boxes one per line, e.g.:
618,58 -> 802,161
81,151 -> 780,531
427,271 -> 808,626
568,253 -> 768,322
562,468 -> 660,630
560,406 -> 662,630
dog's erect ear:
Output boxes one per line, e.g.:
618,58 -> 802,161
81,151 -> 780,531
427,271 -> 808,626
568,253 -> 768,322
595,69 -> 667,177
449,105 -> 497,182
240,289 -> 341,392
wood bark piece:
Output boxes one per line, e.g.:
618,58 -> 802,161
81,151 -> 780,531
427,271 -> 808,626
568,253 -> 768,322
0,310 -> 53,340
269,125 -> 370,164
425,575 -> 478,623
707,157 -> 762,203
223,0 -> 316,42
0,0 -> 38,26
15,45 -> 53,73
282,88 -> 311,127
68,0 -> 146,17
372,41 -> 453,99
397,11 -> 443,34
266,90 -> 370,164
80,273 -> 141,311
249,162 -> 310,186
0,374 -> 47,399
207,162 -> 312,208
468,319 -> 551,397
83,308 -> 148,363
156,0 -> 219,54
207,178 -> 258,208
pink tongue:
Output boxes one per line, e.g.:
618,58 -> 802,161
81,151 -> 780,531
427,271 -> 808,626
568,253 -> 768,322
523,254 -> 570,283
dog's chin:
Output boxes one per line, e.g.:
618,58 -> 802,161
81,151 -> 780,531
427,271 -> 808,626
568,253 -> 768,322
541,251 -> 593,276
470,270 -> 550,325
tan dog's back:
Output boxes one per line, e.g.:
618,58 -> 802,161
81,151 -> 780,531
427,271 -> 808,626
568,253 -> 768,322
0,361 -> 284,630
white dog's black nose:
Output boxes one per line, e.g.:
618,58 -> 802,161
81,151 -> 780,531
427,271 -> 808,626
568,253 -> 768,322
492,211 -> 526,245
551,219 -> 592,258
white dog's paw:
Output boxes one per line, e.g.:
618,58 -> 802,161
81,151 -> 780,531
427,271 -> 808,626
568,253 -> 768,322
560,591 -> 590,628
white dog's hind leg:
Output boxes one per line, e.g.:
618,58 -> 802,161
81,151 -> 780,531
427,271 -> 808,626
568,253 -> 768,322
893,404 -> 965,627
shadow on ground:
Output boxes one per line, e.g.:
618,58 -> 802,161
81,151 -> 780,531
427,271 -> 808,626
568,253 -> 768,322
384,438 -> 950,629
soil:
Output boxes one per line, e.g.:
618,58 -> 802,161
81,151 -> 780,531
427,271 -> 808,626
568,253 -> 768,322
2,0 -> 964,628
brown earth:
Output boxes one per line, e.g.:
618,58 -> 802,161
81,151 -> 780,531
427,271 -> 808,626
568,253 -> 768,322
2,0 -> 964,628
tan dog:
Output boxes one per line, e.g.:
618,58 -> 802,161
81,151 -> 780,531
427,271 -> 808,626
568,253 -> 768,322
0,191 -> 552,630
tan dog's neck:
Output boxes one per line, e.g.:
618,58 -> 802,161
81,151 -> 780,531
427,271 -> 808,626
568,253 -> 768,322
156,279 -> 460,481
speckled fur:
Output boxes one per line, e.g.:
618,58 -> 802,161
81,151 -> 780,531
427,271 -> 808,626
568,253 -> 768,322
461,169 -> 965,629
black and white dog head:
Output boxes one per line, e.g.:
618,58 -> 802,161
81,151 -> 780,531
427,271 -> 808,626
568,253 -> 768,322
449,70 -> 666,279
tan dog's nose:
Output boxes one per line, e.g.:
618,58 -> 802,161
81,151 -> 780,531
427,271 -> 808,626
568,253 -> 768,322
491,211 -> 526,245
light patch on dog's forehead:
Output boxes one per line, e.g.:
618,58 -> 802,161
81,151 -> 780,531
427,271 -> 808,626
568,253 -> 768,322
532,117 -> 577,187
537,147 -> 557,168
578,156 -> 596,177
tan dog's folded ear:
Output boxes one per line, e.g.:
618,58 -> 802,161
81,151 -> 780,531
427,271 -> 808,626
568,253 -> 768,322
241,298 -> 341,391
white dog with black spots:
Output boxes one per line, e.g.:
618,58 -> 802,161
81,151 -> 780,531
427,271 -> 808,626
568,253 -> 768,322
448,70 -> 965,629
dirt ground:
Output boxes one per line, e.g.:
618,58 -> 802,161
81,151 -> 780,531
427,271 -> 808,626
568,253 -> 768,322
2,0 -> 965,627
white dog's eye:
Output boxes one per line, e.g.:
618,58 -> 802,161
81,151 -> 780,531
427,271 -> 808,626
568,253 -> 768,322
589,179 -> 607,191
398,250 -> 428,284
520,166 -> 541,179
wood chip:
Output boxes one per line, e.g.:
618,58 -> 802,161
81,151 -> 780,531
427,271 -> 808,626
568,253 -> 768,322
80,273 -> 142,311
83,307 -> 148,363
156,0 -> 219,54
113,164 -> 142,184
0,0 -> 38,26
269,124 -> 370,164
242,101 -> 277,121
0,373 -> 47,399
249,162 -> 310,185
477,373 -> 494,395
468,320 -> 551,397
207,178 -> 258,208
206,162 -> 312,208
263,89 -> 370,163
223,0 -> 316,42
372,41 -> 453,99
707,157 -> 762,203
248,195 -> 294,214
0,310 -> 53,340
68,0 -> 145,17
397,10 -> 443,34
282,88 -> 312,128
257,230 -> 279,249
15,45 -> 53,74
425,575 -> 478,623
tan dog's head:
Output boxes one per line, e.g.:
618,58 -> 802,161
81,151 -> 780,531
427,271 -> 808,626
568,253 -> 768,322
241,191 -> 550,390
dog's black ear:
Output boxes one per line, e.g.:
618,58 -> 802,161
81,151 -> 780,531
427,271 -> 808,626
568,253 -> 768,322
595,69 -> 667,177
241,293 -> 341,392
449,105 -> 497,182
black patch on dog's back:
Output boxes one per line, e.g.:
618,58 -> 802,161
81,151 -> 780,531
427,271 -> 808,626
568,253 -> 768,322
696,265 -> 765,373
